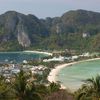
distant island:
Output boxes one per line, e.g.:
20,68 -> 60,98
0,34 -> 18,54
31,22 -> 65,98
0,9 -> 100,52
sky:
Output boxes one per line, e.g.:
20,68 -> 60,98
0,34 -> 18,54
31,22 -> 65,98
0,0 -> 100,18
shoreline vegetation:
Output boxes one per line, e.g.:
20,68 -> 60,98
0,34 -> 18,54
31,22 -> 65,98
1,51 -> 100,99
47,57 -> 100,91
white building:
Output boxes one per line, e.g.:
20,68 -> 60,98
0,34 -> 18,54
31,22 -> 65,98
82,33 -> 90,38
43,56 -> 65,62
71,56 -> 79,60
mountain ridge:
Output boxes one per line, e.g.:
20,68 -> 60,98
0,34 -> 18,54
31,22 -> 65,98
0,9 -> 100,51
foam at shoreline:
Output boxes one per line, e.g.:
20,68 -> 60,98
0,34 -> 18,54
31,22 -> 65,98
47,58 -> 100,91
23,50 -> 52,56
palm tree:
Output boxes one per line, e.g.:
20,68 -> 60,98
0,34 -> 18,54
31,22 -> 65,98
12,69 -> 42,100
47,82 -> 61,94
31,83 -> 48,99
75,75 -> 100,100
75,85 -> 93,100
12,70 -> 27,99
85,75 -> 100,99
0,75 -> 12,100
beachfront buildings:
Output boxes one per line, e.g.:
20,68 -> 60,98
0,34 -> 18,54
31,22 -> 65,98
0,64 -> 47,79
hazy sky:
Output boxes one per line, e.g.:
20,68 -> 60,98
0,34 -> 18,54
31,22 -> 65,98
0,0 -> 100,18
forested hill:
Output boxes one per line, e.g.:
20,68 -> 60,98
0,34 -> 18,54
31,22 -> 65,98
0,9 -> 100,52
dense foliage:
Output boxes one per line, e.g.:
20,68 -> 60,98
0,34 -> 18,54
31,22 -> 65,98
1,66 -> 100,100
0,70 -> 74,100
75,75 -> 100,100
1,10 -> 100,51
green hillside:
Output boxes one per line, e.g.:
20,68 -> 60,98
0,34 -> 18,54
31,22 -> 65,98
0,10 -> 100,51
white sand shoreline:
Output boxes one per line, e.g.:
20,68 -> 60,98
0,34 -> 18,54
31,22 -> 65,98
47,57 -> 100,90
23,50 -> 52,56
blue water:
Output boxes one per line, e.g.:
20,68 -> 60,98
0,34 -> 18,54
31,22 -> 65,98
57,59 -> 100,91
0,52 -> 47,63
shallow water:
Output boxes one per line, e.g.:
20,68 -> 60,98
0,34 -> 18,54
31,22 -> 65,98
57,59 -> 100,91
0,52 -> 47,63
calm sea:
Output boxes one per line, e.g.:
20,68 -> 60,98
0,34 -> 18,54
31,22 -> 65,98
0,52 -> 47,63
57,59 -> 100,91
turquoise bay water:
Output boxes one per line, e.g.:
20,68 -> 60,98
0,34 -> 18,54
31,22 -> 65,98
57,60 -> 100,91
0,52 -> 47,63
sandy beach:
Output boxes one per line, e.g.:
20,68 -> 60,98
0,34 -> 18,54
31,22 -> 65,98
23,50 -> 52,56
47,57 -> 100,89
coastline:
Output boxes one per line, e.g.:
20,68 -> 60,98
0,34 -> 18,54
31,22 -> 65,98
47,57 -> 100,90
23,50 -> 52,56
